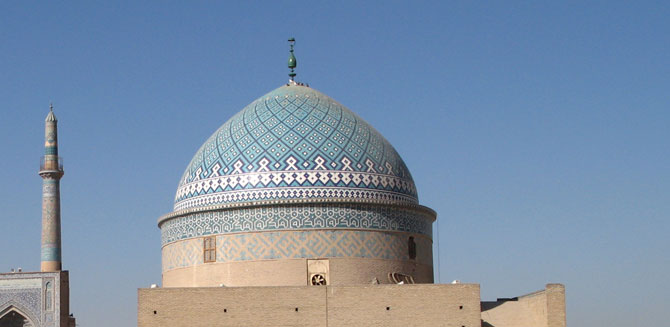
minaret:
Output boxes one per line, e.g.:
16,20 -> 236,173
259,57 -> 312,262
39,104 -> 64,272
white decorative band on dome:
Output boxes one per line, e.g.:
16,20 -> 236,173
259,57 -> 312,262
174,186 -> 418,212
174,170 -> 418,211
160,203 -> 434,246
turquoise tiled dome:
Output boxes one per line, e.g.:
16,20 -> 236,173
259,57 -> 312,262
175,85 -> 418,211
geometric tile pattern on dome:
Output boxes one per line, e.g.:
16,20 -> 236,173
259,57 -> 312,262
174,184 -> 417,212
161,230 -> 433,272
176,85 -> 417,211
160,203 -> 433,246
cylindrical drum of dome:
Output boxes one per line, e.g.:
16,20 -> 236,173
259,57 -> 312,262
158,84 -> 436,287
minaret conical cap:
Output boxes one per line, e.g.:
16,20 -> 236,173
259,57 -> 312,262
45,103 -> 57,122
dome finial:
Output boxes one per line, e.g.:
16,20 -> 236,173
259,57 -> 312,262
50,102 -> 53,112
288,37 -> 297,83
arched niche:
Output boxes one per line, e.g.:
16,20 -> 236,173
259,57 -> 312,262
0,304 -> 38,327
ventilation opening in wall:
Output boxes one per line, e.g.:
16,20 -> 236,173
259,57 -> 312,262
307,259 -> 329,285
311,274 -> 327,285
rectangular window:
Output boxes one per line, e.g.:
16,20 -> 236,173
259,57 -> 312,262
203,236 -> 216,263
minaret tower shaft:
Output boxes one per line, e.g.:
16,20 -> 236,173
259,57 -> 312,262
39,104 -> 64,272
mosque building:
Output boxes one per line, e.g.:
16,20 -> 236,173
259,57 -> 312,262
0,38 -> 565,327
138,39 -> 567,327
0,106 -> 75,327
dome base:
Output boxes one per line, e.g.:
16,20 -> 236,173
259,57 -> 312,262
163,257 -> 434,287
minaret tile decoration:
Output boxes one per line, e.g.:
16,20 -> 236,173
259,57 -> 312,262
39,104 -> 64,272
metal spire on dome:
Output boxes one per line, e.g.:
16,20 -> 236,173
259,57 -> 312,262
288,37 -> 297,83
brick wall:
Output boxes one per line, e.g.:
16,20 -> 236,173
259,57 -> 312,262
138,284 -> 480,327
480,283 -> 566,327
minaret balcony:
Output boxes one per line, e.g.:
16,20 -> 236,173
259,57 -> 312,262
40,156 -> 64,174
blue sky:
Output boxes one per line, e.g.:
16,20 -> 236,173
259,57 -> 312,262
1,1 -> 668,326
